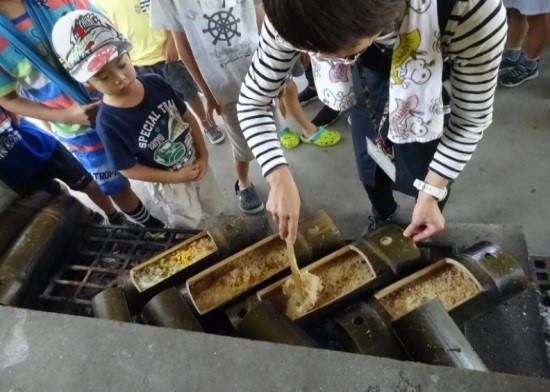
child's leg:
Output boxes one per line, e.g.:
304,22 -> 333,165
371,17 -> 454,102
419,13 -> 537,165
109,180 -> 165,228
36,140 -> 117,216
220,102 -> 255,190
280,81 -> 317,136
147,182 -> 202,229
525,13 -> 549,61
281,81 -> 341,146
505,8 -> 529,50
219,102 -> 264,213
195,166 -> 224,216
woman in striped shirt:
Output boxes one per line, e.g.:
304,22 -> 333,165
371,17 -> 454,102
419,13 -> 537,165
237,0 -> 506,243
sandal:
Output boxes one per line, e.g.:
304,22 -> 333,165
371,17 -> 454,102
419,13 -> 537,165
235,181 -> 264,214
278,127 -> 301,149
300,126 -> 341,147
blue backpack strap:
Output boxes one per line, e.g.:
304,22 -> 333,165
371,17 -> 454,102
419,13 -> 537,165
0,4 -> 92,105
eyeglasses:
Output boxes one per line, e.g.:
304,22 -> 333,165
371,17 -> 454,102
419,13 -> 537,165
274,33 -> 369,66
306,47 -> 367,66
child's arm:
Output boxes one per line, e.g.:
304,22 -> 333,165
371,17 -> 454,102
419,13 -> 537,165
163,31 -> 179,63
182,109 -> 209,181
121,163 -> 200,184
0,91 -> 99,125
255,2 -> 265,31
170,31 -> 220,123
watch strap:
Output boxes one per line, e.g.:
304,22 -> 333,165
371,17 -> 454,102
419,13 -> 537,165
413,179 -> 448,201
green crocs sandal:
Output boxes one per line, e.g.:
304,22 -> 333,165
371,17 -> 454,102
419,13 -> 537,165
300,126 -> 341,147
278,127 -> 301,149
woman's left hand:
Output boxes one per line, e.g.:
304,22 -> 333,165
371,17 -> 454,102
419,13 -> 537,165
403,192 -> 445,242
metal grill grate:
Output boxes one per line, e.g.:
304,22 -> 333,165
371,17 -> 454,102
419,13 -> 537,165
34,225 -> 199,317
530,255 -> 550,305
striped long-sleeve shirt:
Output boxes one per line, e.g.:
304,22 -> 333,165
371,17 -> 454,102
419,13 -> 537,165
237,0 -> 507,180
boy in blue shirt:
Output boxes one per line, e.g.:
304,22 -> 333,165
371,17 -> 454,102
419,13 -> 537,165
0,106 -> 122,224
51,10 -> 223,228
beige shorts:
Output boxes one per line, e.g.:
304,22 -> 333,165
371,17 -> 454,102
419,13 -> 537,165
138,165 -> 224,229
220,101 -> 285,163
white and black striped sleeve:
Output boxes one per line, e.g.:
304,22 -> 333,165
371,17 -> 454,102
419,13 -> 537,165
237,18 -> 300,177
430,0 -> 507,180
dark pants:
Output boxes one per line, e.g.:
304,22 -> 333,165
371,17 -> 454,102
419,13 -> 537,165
304,61 -> 314,87
350,64 -> 450,219
14,141 -> 93,196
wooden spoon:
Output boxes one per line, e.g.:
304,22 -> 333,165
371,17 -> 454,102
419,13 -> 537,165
286,241 -> 305,299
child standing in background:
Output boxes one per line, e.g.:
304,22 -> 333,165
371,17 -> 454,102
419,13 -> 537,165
93,0 -> 225,144
150,0 -> 283,214
0,0 -> 164,228
499,0 -> 549,87
52,10 -> 224,228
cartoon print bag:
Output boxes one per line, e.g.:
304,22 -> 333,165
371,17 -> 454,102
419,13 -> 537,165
311,58 -> 356,112
387,0 -> 444,144
311,0 -> 445,144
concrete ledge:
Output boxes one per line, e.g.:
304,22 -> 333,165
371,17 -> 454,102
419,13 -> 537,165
1,306 -> 549,392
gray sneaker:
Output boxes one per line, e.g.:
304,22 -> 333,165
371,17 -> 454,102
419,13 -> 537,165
499,61 -> 539,87
499,53 -> 521,76
205,125 -> 225,144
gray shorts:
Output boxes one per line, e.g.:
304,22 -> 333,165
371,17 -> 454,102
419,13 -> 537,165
221,101 -> 285,163
135,60 -> 199,102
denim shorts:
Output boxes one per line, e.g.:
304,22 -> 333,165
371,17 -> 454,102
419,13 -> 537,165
135,60 -> 199,101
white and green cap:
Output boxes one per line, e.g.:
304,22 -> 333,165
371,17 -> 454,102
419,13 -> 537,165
52,10 -> 132,83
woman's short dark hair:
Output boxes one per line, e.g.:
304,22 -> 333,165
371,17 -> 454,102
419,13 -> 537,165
263,0 -> 406,53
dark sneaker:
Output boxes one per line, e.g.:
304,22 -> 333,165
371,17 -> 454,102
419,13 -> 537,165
363,214 -> 392,235
235,181 -> 264,214
89,211 -> 106,225
298,87 -> 319,106
499,62 -> 539,87
361,205 -> 400,235
499,54 -> 520,76
108,212 -> 142,228
312,105 -> 343,127
205,125 -> 225,145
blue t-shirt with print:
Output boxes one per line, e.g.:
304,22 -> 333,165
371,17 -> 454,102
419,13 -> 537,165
96,74 -> 194,172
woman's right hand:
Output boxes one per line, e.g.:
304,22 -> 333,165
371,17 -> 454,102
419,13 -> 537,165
266,166 -> 301,243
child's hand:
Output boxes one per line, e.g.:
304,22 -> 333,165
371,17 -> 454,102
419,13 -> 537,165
64,102 -> 100,125
204,92 -> 221,124
193,156 -> 208,181
176,164 -> 201,182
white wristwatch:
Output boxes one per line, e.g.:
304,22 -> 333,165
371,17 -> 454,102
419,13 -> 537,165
413,179 -> 448,202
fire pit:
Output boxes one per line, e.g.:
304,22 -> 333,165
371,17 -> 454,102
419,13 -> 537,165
8,216 -> 549,380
